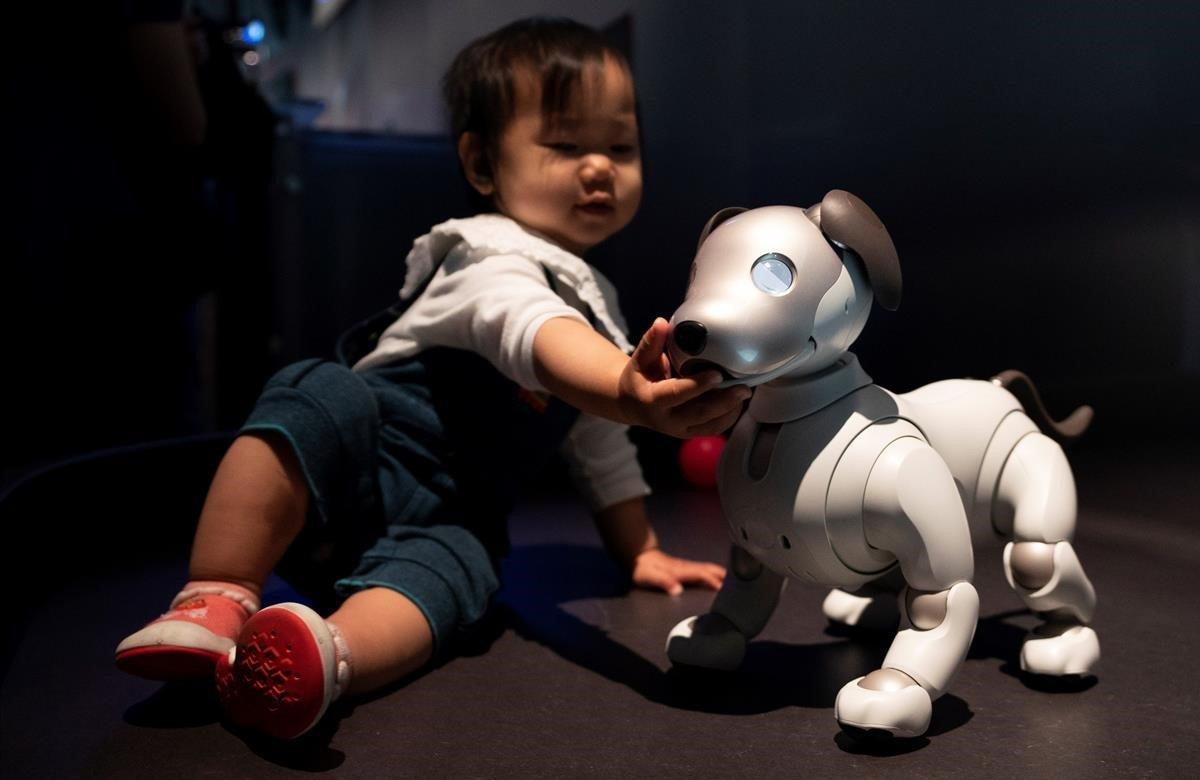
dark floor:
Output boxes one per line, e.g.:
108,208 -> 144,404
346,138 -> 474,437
2,442 -> 1198,778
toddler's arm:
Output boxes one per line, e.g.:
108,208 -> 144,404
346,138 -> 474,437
594,496 -> 725,595
533,316 -> 749,438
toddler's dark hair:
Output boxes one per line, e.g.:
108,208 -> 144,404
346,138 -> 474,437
443,17 -> 633,192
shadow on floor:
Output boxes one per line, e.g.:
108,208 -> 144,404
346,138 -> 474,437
118,542 -> 1075,767
499,542 -> 980,736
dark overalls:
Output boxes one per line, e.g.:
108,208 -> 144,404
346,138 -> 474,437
243,267 -> 602,654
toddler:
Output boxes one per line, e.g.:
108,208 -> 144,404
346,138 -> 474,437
115,17 -> 748,740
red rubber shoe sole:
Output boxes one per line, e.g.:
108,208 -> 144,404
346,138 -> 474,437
215,604 -> 335,740
116,645 -> 224,681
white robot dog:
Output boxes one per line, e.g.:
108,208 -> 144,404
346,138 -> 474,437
664,191 -> 1099,739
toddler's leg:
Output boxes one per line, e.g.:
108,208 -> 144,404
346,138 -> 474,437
215,588 -> 433,739
213,517 -> 501,738
189,431 -> 309,592
115,432 -> 309,680
328,588 -> 434,694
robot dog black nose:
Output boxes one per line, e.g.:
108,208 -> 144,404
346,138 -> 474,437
672,321 -> 708,356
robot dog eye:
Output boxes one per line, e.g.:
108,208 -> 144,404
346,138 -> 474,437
751,252 -> 795,295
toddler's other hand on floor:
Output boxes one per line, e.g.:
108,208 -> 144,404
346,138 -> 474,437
631,548 -> 725,596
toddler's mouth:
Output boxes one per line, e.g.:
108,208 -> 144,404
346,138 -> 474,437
576,201 -> 615,216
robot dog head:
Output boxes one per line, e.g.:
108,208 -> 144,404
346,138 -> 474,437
668,190 -> 901,387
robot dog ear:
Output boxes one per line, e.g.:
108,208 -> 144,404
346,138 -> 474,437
697,206 -> 748,251
814,190 -> 902,311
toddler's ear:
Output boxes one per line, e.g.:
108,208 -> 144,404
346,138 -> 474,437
457,132 -> 494,196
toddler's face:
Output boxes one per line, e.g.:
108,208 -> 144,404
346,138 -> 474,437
489,58 -> 642,255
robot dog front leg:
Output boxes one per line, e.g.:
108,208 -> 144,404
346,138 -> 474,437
834,436 -> 979,738
665,544 -> 785,671
995,431 -> 1100,676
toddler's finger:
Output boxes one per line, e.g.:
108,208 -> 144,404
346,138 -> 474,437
639,568 -> 684,596
677,385 -> 750,425
654,372 -> 723,407
678,564 -> 725,591
686,404 -> 744,438
631,318 -> 670,373
699,569 -> 724,590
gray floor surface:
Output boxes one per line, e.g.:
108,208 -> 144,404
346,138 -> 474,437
2,443 -> 1197,778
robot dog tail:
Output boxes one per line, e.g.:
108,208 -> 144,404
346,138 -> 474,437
992,370 -> 1094,444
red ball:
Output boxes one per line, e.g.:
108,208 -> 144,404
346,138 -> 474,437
678,435 -> 727,488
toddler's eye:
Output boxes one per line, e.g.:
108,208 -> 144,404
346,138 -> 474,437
610,144 -> 636,155
546,142 -> 579,153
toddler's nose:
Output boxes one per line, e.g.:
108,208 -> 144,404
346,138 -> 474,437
581,154 -> 615,182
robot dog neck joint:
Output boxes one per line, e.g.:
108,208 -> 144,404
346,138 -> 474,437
748,353 -> 873,424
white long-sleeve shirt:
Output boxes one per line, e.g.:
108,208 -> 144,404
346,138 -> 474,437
354,214 -> 650,512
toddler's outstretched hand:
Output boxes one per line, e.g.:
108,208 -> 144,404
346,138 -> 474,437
618,318 -> 750,438
632,548 -> 726,596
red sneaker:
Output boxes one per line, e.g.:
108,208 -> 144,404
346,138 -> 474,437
116,591 -> 253,680
215,603 -> 337,740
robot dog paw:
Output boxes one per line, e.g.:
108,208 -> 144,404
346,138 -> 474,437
834,672 -> 932,738
665,613 -> 746,671
1020,623 -> 1100,676
822,588 -> 900,632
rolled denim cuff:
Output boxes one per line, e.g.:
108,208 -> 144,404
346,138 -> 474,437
334,526 -> 499,656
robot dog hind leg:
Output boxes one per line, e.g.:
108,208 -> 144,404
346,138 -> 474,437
994,430 -> 1100,676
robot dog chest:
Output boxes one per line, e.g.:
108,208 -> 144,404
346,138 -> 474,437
718,408 -> 898,587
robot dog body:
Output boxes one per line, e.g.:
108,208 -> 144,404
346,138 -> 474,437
665,195 -> 1099,738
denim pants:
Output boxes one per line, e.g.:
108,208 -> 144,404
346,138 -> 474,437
241,351 -> 578,654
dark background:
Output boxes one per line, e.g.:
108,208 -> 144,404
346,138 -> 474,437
3,1 -> 1198,493
2,5 -> 1198,773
